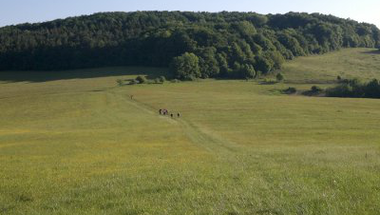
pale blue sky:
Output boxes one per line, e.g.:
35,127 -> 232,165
0,0 -> 379,27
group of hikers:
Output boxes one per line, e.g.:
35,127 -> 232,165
129,95 -> 180,118
159,109 -> 181,118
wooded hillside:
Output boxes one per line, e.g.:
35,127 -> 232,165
0,11 -> 379,79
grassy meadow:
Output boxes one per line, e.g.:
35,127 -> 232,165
1,48 -> 380,214
283,48 -> 380,83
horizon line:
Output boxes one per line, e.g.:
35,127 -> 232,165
1,10 -> 379,28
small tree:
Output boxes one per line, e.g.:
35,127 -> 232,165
239,64 -> 256,79
276,73 -> 285,82
170,52 -> 200,80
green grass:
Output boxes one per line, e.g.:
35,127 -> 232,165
283,48 -> 380,83
1,48 -> 380,214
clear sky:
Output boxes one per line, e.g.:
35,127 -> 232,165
0,0 -> 379,28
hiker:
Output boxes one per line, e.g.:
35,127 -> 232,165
159,109 -> 162,115
130,95 -> 134,100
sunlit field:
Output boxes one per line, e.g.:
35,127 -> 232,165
283,48 -> 380,83
1,48 -> 380,215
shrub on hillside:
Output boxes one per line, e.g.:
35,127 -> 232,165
128,79 -> 139,85
116,79 -> 125,86
303,85 -> 324,96
276,73 -> 285,82
327,78 -> 380,98
153,78 -> 164,84
283,87 -> 297,94
311,86 -> 323,93
135,76 -> 147,84
337,75 -> 342,82
159,76 -> 166,83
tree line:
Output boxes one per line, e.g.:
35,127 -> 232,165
0,11 -> 379,79
327,78 -> 380,99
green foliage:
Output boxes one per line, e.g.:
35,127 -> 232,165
116,79 -> 125,86
276,73 -> 285,82
255,55 -> 273,74
136,75 -> 148,84
159,76 -> 166,83
232,21 -> 257,37
327,78 -> 380,98
216,53 -> 230,78
129,79 -> 138,85
170,52 -> 200,80
0,11 -> 378,82
311,85 -> 323,93
197,47 -> 220,78
302,85 -> 324,96
283,87 -> 297,94
232,63 -> 256,79
153,78 -> 162,84
277,31 -> 306,56
267,51 -> 285,69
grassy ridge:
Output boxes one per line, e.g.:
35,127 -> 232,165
1,48 -> 380,214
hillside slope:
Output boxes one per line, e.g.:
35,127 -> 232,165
0,11 -> 379,80
283,48 -> 380,83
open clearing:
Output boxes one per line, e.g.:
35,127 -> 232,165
1,48 -> 380,214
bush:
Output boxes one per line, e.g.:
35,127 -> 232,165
255,71 -> 262,79
283,87 -> 297,94
135,76 -> 147,84
326,84 -> 353,97
327,78 -> 380,98
303,85 -> 324,96
116,79 -> 125,86
276,73 -> 285,82
159,76 -> 166,83
311,85 -> 323,93
128,79 -> 138,85
153,78 -> 164,84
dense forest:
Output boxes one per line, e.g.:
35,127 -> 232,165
0,11 -> 379,79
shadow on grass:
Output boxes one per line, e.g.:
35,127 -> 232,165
0,66 -> 170,83
362,50 -> 380,55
